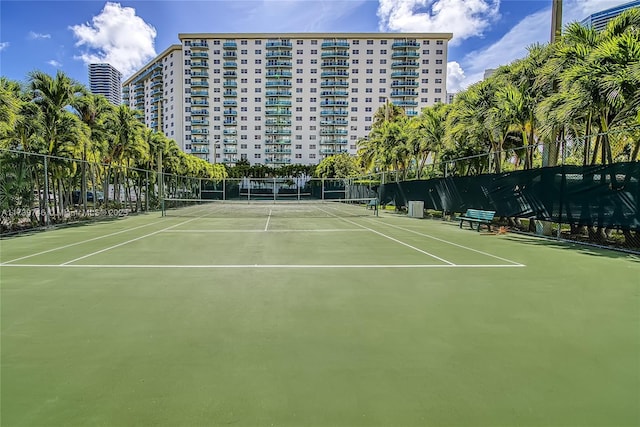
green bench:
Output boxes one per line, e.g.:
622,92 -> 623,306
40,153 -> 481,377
459,209 -> 496,232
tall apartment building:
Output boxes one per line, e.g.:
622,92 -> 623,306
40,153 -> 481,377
581,0 -> 639,32
123,33 -> 452,166
89,63 -> 123,106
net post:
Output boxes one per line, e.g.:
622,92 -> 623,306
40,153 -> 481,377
273,177 -> 276,203
248,180 -> 251,203
297,179 -> 300,202
223,177 -> 226,202
145,170 -> 149,213
322,178 -> 325,200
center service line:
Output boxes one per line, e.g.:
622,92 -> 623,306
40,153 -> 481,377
265,208 -> 272,231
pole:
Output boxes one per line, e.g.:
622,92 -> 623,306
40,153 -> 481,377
43,156 -> 50,226
145,170 -> 149,213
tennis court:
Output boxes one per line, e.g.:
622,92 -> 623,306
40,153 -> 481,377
2,200 -> 639,426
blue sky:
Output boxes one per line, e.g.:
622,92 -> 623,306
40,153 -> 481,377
0,0 -> 634,92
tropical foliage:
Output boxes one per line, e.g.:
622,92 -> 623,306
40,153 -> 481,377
358,9 -> 640,178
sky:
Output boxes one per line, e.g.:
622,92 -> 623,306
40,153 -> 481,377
0,0 -> 635,93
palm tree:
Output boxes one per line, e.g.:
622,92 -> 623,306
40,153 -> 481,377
372,99 -> 405,129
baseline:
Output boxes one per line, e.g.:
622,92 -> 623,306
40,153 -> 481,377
2,263 -> 525,269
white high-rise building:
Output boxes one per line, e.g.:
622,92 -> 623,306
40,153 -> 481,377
89,63 -> 123,106
581,1 -> 639,32
123,33 -> 452,166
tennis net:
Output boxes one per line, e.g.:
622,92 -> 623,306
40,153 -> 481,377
161,198 -> 379,219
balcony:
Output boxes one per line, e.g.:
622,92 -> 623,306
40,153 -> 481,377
320,109 -> 349,116
266,61 -> 292,68
391,61 -> 419,68
223,61 -> 237,68
223,109 -> 237,116
265,90 -> 291,97
265,81 -> 292,87
390,91 -> 418,97
192,52 -> 209,59
134,83 -> 144,90
320,100 -> 348,107
222,157 -> 238,164
150,105 -> 158,112
223,129 -> 237,135
223,120 -> 237,126
191,138 -> 209,144
191,109 -> 209,116
320,149 -> 349,155
223,90 -> 237,97
223,100 -> 237,107
393,100 -> 419,107
265,158 -> 292,164
391,81 -> 419,88
320,129 -> 348,135
266,71 -> 292,78
392,40 -> 420,49
265,129 -> 292,135
321,71 -> 349,78
320,81 -> 348,87
223,41 -> 237,49
191,119 -> 209,126
223,147 -> 237,154
265,119 -> 291,126
265,100 -> 291,107
192,100 -> 209,106
265,138 -> 291,145
223,81 -> 237,88
320,90 -> 349,97
223,138 -> 237,144
321,50 -> 349,58
150,80 -> 162,88
321,61 -> 349,68
266,51 -> 292,58
191,90 -> 209,97
321,40 -> 349,49
391,71 -> 419,78
192,129 -> 209,135
266,40 -> 292,49
223,52 -> 237,58
150,113 -> 159,119
151,71 -> 162,79
321,138 -> 348,145
265,109 -> 291,116
190,41 -> 209,49
406,110 -> 419,116
191,81 -> 209,87
192,71 -> 209,77
265,148 -> 292,154
223,71 -> 237,77
151,96 -> 162,103
191,147 -> 210,154
320,119 -> 348,126
391,51 -> 420,59
191,61 -> 209,68
150,89 -> 162,96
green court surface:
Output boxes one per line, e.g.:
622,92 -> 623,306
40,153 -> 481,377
1,202 -> 639,426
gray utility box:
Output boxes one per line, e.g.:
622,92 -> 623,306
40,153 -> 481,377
407,201 -> 424,218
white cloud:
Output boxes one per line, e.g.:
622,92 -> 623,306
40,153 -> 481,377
377,0 -> 501,45
0,42 -> 9,52
445,0 -> 632,92
69,2 -> 157,77
47,60 -> 62,67
446,61 -> 466,92
28,31 -> 51,40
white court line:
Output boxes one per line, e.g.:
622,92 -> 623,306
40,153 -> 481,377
264,209 -> 272,231
368,219 -> 525,266
317,206 -> 455,265
163,229 -> 367,233
0,220 -> 163,265
59,214 -> 208,266
2,263 -> 525,269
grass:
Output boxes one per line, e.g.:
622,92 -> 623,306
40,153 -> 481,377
1,205 -> 639,426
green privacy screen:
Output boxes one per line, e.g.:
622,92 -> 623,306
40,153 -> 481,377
379,162 -> 640,230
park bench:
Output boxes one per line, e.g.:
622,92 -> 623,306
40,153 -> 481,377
459,209 -> 496,232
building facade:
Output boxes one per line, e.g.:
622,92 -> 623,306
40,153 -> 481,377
89,63 -> 123,106
123,33 -> 452,166
580,1 -> 639,32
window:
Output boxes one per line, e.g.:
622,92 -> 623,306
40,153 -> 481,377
241,144 -> 248,149
255,59 -> 261,64
241,49 -> 247,54
422,79 -> 429,83
365,97 -> 372,102
297,59 -> 303,64
436,50 -> 443,54
423,49 -> 430,54
352,49 -> 359,54
379,88 -> 385,93
422,59 -> 430,64
310,154 -> 316,159
297,49 -> 303,54
421,88 -> 428,93
435,69 -> 443,74
295,144 -> 302,149
436,40 -> 443,45
435,97 -> 442,102
295,154 -> 302,159
255,144 -> 261,149
435,78 -> 442,84
436,59 -> 443,64
380,59 -> 387,64
366,59 -> 373,64
366,78 -> 373,83
366,50 -> 373,54
422,69 -> 429,74
380,49 -> 386,54
435,88 -> 442,93
367,40 -> 373,45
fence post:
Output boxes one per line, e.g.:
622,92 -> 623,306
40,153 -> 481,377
223,177 -> 226,202
145,170 -> 149,213
321,178 -> 325,200
273,177 -> 276,203
43,155 -> 51,226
